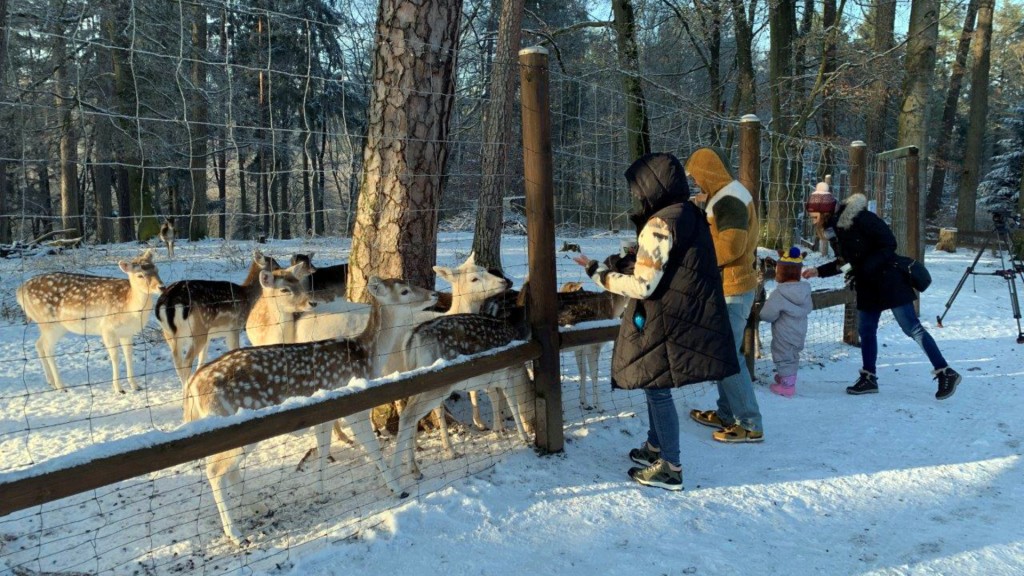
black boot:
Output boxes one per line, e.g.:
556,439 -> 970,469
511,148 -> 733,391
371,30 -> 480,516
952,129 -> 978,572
934,367 -> 961,400
846,370 -> 879,395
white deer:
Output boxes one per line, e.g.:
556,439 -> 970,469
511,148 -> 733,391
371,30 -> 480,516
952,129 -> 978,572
17,249 -> 165,393
293,252 -> 510,376
183,276 -> 437,546
155,250 -> 284,387
393,313 -> 534,489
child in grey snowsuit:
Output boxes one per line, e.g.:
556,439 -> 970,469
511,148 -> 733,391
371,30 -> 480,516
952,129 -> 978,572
760,247 -> 814,397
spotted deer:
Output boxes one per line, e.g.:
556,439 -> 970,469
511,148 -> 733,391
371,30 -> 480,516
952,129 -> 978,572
158,219 -> 175,259
183,277 -> 437,546
393,313 -> 533,488
155,250 -> 283,387
244,260 -> 316,346
557,282 -> 629,411
290,252 -> 349,304
17,249 -> 165,393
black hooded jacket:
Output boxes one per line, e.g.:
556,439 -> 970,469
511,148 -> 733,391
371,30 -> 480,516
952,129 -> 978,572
601,153 -> 739,390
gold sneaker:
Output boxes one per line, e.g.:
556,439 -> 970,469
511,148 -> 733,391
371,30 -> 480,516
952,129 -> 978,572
689,409 -> 728,430
713,424 -> 764,443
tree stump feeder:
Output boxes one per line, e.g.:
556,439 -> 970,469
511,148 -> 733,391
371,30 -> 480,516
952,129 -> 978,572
936,227 -> 957,252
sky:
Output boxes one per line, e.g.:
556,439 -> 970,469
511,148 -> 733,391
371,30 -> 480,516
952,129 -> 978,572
0,231 -> 1022,575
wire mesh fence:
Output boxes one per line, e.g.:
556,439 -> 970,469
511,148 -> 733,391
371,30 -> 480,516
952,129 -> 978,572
0,5 -> 910,572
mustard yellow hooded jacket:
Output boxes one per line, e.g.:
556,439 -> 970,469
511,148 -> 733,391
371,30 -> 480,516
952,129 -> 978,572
684,148 -> 759,296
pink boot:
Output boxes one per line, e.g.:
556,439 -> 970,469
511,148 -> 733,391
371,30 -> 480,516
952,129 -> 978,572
770,374 -> 796,398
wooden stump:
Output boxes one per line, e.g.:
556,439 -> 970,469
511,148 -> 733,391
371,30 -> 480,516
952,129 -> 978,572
936,227 -> 958,253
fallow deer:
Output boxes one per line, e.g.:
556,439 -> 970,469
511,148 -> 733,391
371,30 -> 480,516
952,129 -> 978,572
158,219 -> 175,259
183,277 -> 437,546
244,260 -> 316,346
290,253 -> 349,304
17,249 -> 165,393
557,282 -> 629,411
155,250 -> 283,386
393,313 -> 533,488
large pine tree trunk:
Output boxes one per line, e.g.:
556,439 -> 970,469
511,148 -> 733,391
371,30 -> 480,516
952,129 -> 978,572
348,0 -> 463,301
188,2 -> 209,241
926,0 -> 978,220
897,0 -> 939,241
0,0 -> 8,243
471,0 -> 524,272
864,0 -> 896,155
955,0 -> 995,233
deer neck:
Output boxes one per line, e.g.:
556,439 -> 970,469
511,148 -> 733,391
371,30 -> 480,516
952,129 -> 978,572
126,280 -> 155,313
447,293 -> 481,315
361,302 -> 415,378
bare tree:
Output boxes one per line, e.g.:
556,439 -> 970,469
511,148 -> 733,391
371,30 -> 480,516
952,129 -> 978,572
0,0 -> 9,243
54,10 -> 81,238
187,0 -> 209,240
864,0 -> 897,155
927,0 -> 978,221
348,0 -> 464,300
613,0 -> 651,160
956,0 -> 995,232
896,0 -> 940,199
472,0 -> 524,273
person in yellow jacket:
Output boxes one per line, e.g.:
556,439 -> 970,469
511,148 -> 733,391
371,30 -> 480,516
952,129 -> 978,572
684,148 -> 764,443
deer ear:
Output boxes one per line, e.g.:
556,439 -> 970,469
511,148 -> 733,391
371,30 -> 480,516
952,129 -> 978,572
253,249 -> 266,268
118,261 -> 131,274
366,276 -> 384,296
466,251 -> 476,266
259,270 -> 274,289
433,266 -> 452,284
141,249 -> 154,261
291,262 -> 313,279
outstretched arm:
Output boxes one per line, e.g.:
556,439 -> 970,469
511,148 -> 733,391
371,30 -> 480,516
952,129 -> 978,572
573,217 -> 673,300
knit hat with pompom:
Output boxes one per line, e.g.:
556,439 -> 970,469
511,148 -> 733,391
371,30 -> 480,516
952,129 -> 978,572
776,246 -> 804,283
805,181 -> 838,214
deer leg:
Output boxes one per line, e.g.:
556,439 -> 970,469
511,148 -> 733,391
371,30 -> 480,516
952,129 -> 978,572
469,390 -> 487,430
120,337 -> 139,391
484,386 -> 505,433
224,330 -> 241,351
164,329 -> 191,388
101,332 -> 123,394
496,375 -> 529,445
35,325 -> 65,391
313,423 -> 332,498
574,348 -> 588,409
392,390 -> 447,490
434,406 -> 457,458
341,410 -> 402,496
586,345 -> 601,411
206,447 -> 247,546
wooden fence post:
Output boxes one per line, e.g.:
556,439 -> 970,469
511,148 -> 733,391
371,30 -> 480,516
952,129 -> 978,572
905,146 -> 922,261
842,140 -> 867,346
519,46 -> 563,453
739,114 -> 761,380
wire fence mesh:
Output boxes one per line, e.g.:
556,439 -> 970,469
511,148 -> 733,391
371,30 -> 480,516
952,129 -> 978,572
0,5 -> 900,572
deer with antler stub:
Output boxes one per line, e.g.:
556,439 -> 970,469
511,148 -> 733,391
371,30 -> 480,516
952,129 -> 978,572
155,250 -> 284,386
184,277 -> 437,546
17,249 -> 165,393
158,219 -> 175,259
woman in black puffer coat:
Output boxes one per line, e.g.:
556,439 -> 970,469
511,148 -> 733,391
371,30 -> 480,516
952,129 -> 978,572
803,188 -> 961,400
573,152 -> 737,491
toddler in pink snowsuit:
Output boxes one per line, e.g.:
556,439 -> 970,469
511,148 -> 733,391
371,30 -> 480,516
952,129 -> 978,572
760,247 -> 813,397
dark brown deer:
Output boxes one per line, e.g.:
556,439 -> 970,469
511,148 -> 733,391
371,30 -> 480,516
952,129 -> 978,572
18,249 -> 165,393
184,277 -> 437,546
155,250 -> 283,386
557,282 -> 628,411
289,252 -> 349,304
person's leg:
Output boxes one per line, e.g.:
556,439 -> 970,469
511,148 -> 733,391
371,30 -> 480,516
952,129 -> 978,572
890,302 -> 948,369
645,393 -> 661,451
643,388 -> 680,466
857,309 -> 882,374
715,290 -> 762,431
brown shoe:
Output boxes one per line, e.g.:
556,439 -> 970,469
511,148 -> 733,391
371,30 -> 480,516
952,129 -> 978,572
689,409 -> 728,430
713,424 -> 764,443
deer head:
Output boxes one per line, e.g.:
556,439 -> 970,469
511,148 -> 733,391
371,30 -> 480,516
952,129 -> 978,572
258,261 -> 315,313
119,249 -> 164,294
434,252 -> 511,313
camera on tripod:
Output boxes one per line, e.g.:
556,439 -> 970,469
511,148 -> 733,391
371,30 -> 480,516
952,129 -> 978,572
990,210 -> 1021,233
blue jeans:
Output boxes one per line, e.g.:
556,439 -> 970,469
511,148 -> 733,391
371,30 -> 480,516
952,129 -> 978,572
645,388 -> 680,466
858,303 -> 948,375
715,290 -> 763,432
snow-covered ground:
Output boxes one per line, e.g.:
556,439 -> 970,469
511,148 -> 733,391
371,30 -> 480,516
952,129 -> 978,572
1,232 -> 1022,575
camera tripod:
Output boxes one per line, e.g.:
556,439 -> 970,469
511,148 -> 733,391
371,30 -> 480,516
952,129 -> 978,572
936,213 -> 1024,343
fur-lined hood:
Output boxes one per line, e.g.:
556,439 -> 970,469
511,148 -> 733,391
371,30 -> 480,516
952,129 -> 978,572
837,193 -> 869,229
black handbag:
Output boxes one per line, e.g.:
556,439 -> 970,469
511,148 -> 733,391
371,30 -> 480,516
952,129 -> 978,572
894,255 -> 932,292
